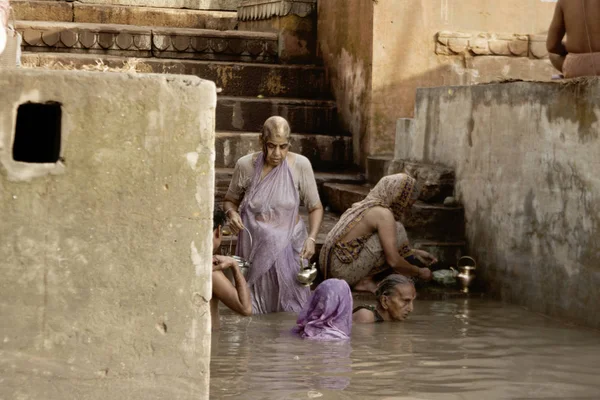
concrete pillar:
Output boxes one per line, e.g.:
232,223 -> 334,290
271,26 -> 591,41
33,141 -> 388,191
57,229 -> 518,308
0,69 -> 216,400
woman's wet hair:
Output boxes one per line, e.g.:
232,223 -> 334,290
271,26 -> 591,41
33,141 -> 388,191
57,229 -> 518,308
213,207 -> 226,230
261,116 -> 291,143
375,274 -> 414,301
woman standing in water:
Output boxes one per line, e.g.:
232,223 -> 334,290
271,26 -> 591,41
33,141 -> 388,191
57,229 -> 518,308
223,116 -> 324,314
319,173 -> 435,293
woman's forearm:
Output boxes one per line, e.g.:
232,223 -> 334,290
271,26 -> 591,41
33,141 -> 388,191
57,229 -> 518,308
391,257 -> 421,277
307,205 -> 324,239
223,199 -> 239,214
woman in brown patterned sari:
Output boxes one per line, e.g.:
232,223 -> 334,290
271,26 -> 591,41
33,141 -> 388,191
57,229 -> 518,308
319,174 -> 435,293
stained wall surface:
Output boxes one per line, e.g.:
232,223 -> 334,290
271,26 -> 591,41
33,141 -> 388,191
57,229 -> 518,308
318,0 -> 557,163
0,69 -> 216,399
317,0 -> 374,164
77,0 -> 241,11
399,79 -> 600,328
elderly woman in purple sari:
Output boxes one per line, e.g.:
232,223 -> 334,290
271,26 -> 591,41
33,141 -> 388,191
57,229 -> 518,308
223,116 -> 324,314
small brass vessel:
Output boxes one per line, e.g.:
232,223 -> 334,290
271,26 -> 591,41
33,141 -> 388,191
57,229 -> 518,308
297,257 -> 318,287
451,256 -> 477,293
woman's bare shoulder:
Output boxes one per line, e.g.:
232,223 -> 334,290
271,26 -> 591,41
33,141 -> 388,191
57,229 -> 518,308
353,308 -> 375,324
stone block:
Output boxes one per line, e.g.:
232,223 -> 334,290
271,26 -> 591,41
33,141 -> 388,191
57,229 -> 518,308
77,0 -> 241,11
215,132 -> 353,169
0,69 -> 216,399
215,96 -> 338,134
394,118 -> 415,160
387,160 -> 455,202
12,0 -> 74,22
73,3 -> 238,30
366,154 -> 393,185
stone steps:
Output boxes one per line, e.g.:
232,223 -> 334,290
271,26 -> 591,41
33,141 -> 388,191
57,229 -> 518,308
17,20 -> 278,63
215,168 -> 365,202
21,52 -> 329,98
12,0 -> 238,30
216,96 -> 338,134
322,183 -> 465,241
214,132 -> 353,169
367,155 -> 455,202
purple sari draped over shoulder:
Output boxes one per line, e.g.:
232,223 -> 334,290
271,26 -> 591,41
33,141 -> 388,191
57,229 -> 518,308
292,279 -> 353,341
237,154 -> 310,314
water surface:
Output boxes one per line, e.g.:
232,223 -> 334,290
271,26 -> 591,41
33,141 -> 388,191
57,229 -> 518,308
211,299 -> 600,399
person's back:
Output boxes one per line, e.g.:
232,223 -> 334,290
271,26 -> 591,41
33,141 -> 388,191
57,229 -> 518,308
548,0 -> 600,77
562,0 -> 600,53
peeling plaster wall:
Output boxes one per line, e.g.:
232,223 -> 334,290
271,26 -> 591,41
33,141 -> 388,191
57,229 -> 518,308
369,0 -> 557,156
0,69 -> 216,399
403,80 -> 600,328
317,0 -> 373,166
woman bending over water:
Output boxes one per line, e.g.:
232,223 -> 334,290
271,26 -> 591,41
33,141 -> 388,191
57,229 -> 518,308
319,173 -> 435,293
223,116 -> 324,314
353,274 -> 416,323
293,279 -> 353,340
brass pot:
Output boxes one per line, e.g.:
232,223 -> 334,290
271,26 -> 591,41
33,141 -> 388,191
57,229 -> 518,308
297,257 -> 318,287
451,256 -> 476,293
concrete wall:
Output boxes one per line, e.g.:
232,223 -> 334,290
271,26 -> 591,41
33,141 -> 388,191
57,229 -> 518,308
0,69 -> 216,399
317,0 -> 373,165
318,0 -> 557,163
399,79 -> 600,328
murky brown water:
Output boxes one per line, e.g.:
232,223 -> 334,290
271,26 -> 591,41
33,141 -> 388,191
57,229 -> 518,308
211,299 -> 600,399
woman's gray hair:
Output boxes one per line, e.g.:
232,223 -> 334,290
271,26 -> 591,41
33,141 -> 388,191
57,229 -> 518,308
375,274 -> 414,301
261,116 -> 291,143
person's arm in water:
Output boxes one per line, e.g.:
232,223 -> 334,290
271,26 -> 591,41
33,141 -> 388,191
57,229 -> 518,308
370,207 -> 432,280
547,0 -> 567,72
212,255 -> 252,316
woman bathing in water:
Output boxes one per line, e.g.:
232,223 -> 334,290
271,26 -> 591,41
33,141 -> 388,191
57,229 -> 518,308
353,275 -> 416,324
223,116 -> 324,314
319,173 -> 436,293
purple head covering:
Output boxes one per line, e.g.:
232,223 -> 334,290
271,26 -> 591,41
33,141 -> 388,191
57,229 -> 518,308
292,279 -> 353,341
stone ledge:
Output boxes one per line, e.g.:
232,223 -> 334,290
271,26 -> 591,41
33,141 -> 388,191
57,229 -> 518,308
16,21 -> 278,62
238,0 -> 316,21
436,31 -> 548,59
11,0 -> 238,30
216,96 -> 338,134
21,52 -> 328,98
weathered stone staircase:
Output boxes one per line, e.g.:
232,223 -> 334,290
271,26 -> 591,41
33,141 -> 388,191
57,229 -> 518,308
14,0 -> 466,275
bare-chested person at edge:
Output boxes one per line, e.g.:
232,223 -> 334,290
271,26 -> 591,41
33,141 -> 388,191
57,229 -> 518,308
211,208 -> 252,330
319,174 -> 435,294
547,0 -> 600,78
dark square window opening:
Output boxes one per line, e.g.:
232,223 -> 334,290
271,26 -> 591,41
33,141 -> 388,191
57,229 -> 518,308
13,102 -> 62,164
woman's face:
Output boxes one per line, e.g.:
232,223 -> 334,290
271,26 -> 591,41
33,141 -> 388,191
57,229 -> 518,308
263,133 -> 290,167
382,283 -> 416,321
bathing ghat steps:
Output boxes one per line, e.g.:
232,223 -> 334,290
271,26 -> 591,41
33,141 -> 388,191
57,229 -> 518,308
15,1 -> 352,167
16,1 -> 467,270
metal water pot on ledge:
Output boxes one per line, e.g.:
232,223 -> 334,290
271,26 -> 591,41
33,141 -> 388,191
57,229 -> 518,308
451,256 -> 477,293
